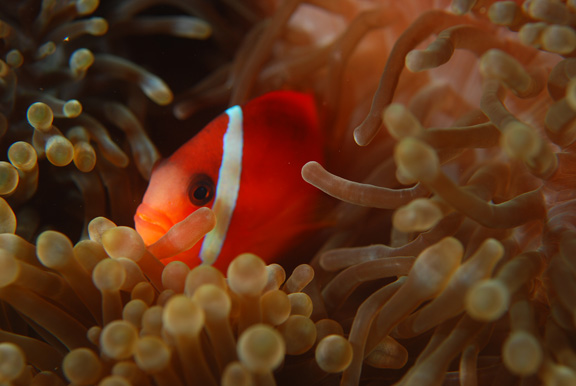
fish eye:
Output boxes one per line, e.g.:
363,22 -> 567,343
188,174 -> 215,207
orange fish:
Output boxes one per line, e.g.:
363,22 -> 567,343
135,91 -> 323,271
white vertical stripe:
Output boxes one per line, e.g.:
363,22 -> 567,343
199,105 -> 243,265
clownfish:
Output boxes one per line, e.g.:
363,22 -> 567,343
135,91 -> 324,271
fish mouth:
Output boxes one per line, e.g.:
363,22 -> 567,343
134,203 -> 174,245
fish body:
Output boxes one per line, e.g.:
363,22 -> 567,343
135,91 -> 323,270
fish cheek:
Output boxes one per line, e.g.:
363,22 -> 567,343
145,164 -> 194,221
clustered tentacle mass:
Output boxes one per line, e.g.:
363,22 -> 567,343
1,0 -> 576,385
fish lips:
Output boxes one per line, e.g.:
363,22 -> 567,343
134,203 -> 174,245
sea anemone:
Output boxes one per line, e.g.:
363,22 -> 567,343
1,0 -> 576,385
